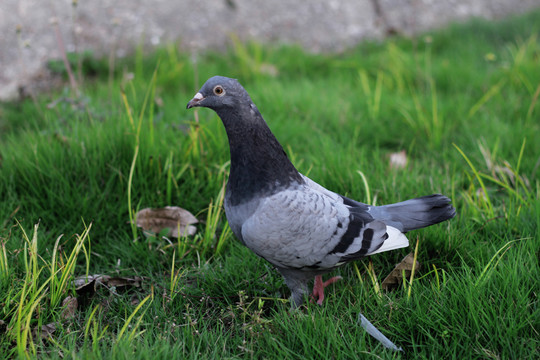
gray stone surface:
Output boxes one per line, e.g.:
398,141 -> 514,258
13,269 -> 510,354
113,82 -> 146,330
1,0 -> 539,100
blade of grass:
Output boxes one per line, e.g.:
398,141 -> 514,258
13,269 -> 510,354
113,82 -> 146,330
116,291 -> 153,342
127,144 -> 140,242
356,170 -> 372,205
475,238 -> 523,287
467,79 -> 506,119
454,143 -> 494,217
526,82 -> 540,121
50,223 -> 92,307
407,236 -> 420,300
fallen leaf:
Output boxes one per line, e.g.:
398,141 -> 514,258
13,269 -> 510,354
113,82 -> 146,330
73,275 -> 109,300
388,150 -> 408,170
33,322 -> 56,340
73,275 -> 106,307
61,296 -> 78,320
73,274 -> 108,289
72,274 -> 143,296
106,276 -> 143,288
381,253 -> 420,291
136,206 -> 198,238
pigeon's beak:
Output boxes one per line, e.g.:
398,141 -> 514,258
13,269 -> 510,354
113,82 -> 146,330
186,92 -> 205,109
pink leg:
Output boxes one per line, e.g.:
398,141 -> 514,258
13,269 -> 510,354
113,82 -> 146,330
311,275 -> 343,305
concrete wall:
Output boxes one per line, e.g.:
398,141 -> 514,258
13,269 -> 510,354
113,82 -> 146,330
1,0 -> 538,100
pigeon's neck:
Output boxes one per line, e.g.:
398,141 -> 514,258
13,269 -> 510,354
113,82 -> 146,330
216,107 -> 303,205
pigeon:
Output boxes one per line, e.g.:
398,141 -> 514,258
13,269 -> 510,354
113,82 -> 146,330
187,76 -> 456,307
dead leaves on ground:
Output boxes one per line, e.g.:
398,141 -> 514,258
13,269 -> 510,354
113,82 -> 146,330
73,274 -> 143,296
60,295 -> 78,320
32,322 -> 57,341
136,206 -> 198,238
32,275 -> 145,342
381,253 -> 420,291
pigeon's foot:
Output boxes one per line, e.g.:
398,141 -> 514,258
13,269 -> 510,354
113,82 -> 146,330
311,275 -> 342,305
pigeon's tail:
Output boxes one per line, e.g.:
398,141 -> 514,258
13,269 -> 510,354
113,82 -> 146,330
368,194 -> 456,233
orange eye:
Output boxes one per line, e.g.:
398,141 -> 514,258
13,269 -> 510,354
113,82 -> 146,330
213,85 -> 225,96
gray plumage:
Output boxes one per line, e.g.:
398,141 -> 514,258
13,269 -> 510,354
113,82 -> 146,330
187,76 -> 456,307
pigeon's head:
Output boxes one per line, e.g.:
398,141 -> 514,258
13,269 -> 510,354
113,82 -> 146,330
186,76 -> 250,111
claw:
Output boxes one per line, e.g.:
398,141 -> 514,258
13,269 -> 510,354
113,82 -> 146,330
310,275 -> 342,305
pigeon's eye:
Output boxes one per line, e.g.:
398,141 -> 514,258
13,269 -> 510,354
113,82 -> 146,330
213,85 -> 225,96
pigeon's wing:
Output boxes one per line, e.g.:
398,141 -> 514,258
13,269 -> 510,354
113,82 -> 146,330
241,182 -> 400,270
301,175 -> 409,258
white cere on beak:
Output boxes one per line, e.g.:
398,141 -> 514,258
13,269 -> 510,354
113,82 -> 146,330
193,92 -> 204,100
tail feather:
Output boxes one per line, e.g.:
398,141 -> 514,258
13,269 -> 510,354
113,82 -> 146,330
368,194 -> 456,232
368,226 -> 409,255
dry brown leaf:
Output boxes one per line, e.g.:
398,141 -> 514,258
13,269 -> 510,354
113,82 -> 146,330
389,150 -> 408,170
73,274 -> 109,289
73,274 -> 143,298
106,276 -> 143,288
73,275 -> 110,299
136,206 -> 198,238
381,253 -> 420,291
61,296 -> 78,320
33,322 -> 56,340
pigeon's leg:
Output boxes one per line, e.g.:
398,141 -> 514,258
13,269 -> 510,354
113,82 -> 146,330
311,275 -> 342,305
277,268 -> 310,307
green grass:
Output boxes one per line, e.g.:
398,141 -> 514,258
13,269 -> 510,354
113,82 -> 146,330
1,10 -> 539,359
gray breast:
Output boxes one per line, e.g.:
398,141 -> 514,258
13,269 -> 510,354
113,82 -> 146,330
224,194 -> 261,244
